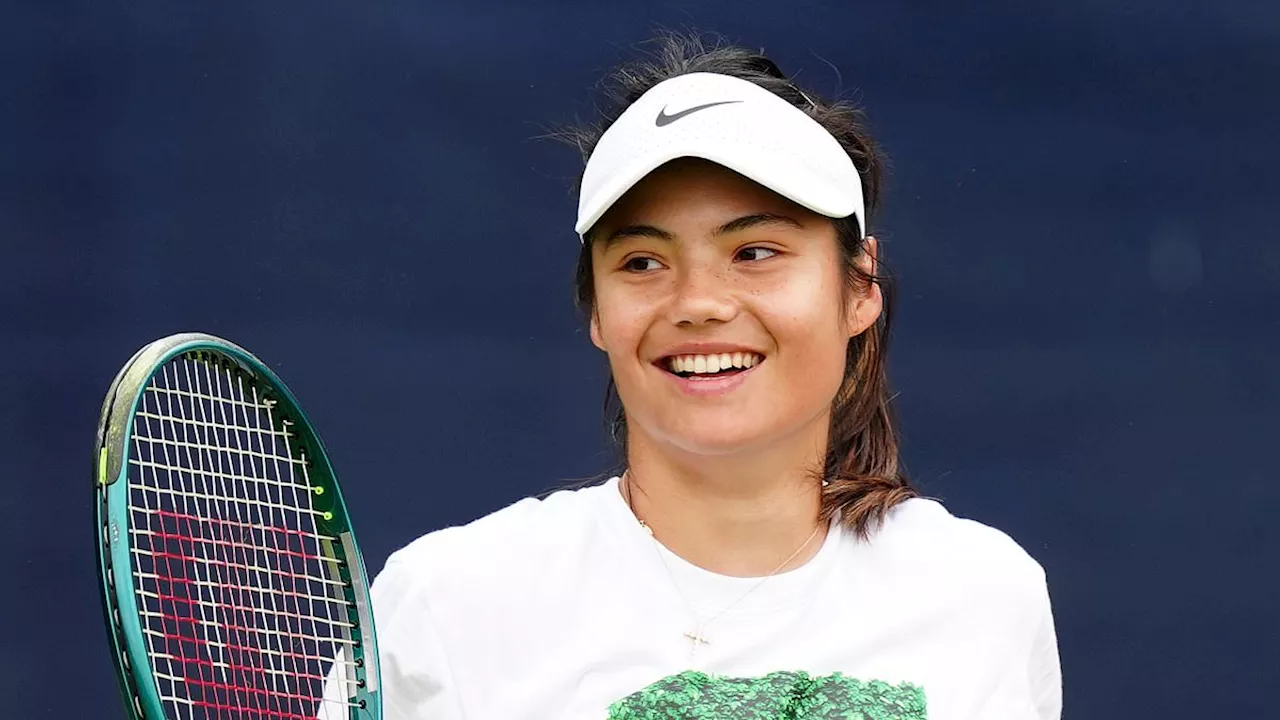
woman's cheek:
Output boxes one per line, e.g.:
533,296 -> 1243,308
597,293 -> 651,353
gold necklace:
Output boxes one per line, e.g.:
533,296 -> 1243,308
622,472 -> 824,660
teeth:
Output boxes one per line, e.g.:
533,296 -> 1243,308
666,352 -> 763,375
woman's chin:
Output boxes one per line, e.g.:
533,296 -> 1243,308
649,422 -> 784,458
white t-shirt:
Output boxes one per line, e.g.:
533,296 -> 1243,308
363,477 -> 1061,720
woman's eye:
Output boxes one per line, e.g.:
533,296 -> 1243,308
737,246 -> 778,262
623,256 -> 663,272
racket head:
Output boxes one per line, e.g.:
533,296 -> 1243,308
94,333 -> 381,720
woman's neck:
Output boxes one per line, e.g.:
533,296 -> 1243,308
622,428 -> 828,578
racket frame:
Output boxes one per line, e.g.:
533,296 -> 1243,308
94,332 -> 381,720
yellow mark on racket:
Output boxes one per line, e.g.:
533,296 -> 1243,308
313,486 -> 325,496
98,447 -> 108,485
323,511 -> 334,521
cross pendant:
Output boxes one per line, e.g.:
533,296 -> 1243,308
684,629 -> 710,650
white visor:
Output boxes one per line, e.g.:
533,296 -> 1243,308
575,72 -> 864,240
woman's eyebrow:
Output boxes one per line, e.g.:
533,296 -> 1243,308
598,213 -> 801,248
713,213 -> 804,236
601,224 -> 674,250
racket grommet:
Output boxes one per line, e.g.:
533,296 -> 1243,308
355,657 -> 364,668
359,699 -> 367,709
357,678 -> 366,689
313,486 -> 325,496
323,511 -> 334,521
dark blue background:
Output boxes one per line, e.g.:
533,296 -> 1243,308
3,1 -> 1277,717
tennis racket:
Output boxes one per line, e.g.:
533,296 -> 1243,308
93,332 -> 381,720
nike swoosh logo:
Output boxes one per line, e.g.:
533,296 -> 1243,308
655,100 -> 743,127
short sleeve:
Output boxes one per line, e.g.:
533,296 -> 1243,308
315,554 -> 464,719
367,555 -> 467,720
1027,576 -> 1062,720
318,556 -> 468,717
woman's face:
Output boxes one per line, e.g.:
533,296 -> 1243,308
589,159 -> 881,459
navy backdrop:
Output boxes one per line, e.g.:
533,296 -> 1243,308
2,1 -> 1277,717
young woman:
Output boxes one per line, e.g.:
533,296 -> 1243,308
369,35 -> 1061,719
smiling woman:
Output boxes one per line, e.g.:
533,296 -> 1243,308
585,158 -> 886,523
360,32 -> 1062,720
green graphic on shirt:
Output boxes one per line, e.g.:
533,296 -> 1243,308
608,670 -> 927,719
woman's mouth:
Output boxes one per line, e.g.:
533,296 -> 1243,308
662,352 -> 764,379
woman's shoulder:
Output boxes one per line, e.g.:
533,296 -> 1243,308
374,477 -> 617,594
866,496 -> 1049,595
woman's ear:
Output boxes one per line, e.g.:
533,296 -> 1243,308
844,236 -> 884,337
589,308 -> 606,351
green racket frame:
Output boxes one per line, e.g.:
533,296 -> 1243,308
93,332 -> 381,720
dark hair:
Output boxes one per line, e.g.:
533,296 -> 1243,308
559,31 -> 917,539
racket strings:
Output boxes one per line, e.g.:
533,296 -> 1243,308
130,435 -> 309,483
128,482 -> 329,530
126,355 -> 364,720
